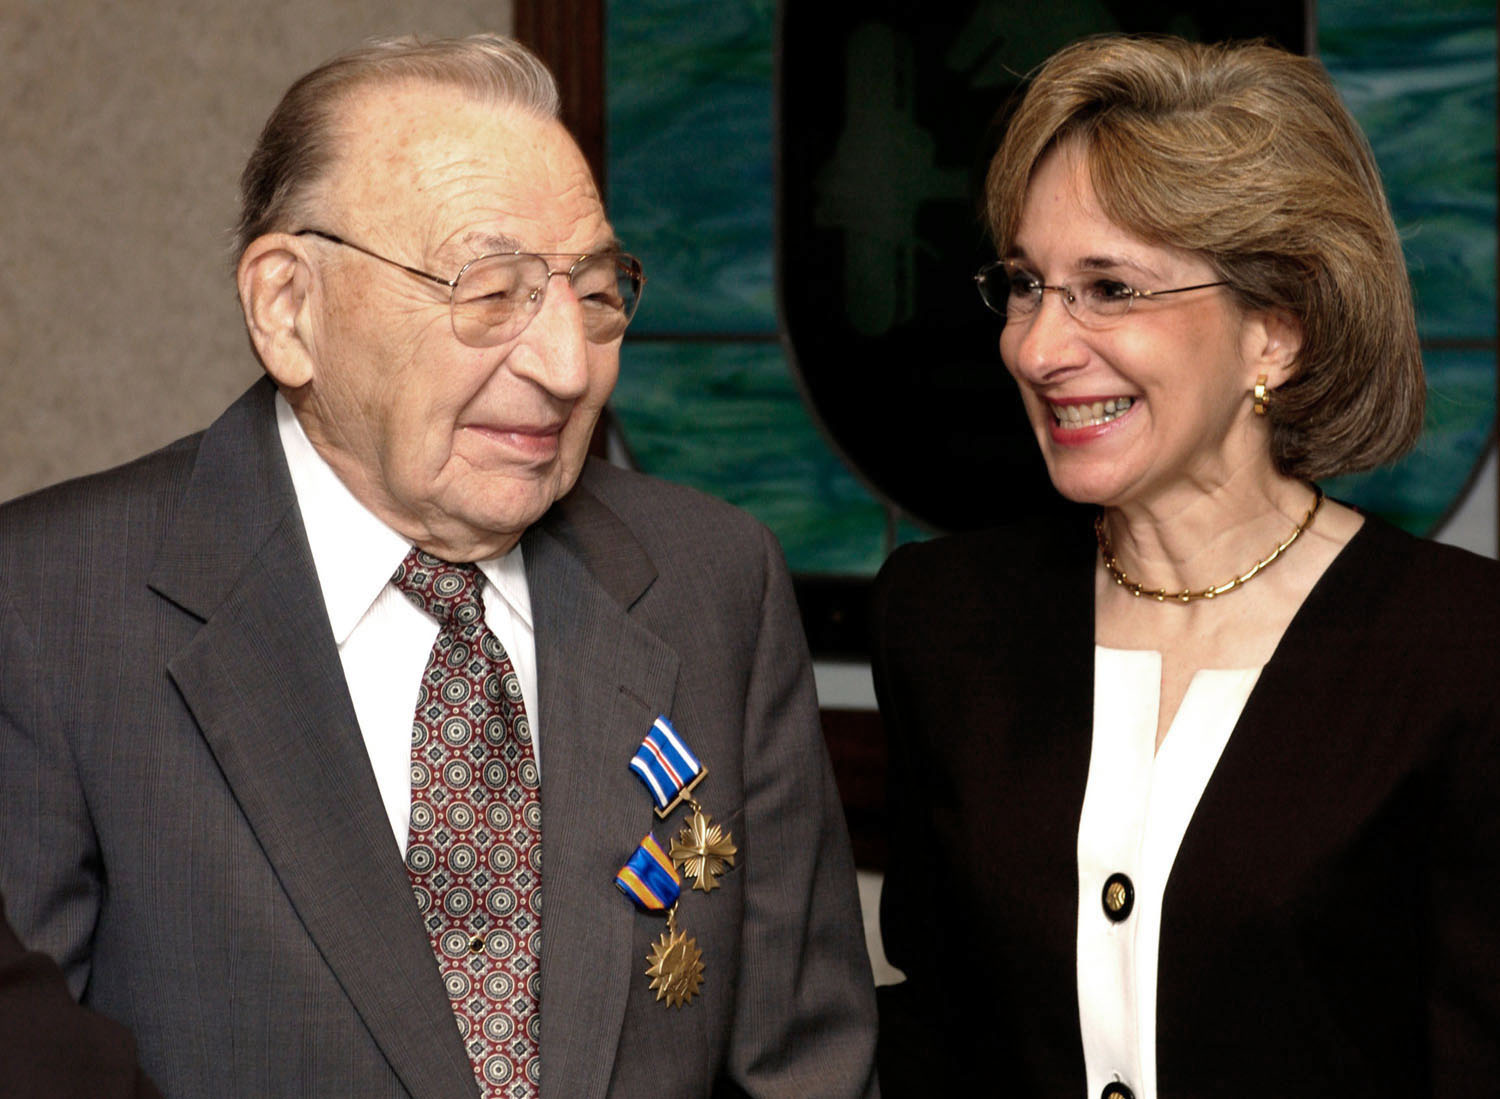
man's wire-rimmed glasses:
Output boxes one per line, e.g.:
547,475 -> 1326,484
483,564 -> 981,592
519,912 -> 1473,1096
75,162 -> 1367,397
975,259 -> 1229,328
295,228 -> 646,346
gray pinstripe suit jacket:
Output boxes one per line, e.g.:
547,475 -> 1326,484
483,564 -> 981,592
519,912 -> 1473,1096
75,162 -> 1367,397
0,379 -> 877,1098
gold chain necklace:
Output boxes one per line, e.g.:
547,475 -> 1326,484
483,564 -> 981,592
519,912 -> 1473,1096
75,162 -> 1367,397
1095,487 -> 1324,603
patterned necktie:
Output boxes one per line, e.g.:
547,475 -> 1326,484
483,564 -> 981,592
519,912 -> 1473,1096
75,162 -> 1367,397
392,548 -> 541,1098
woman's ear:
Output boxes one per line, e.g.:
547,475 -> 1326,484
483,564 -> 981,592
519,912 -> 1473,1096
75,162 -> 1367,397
237,233 -> 317,390
1244,306 -> 1304,391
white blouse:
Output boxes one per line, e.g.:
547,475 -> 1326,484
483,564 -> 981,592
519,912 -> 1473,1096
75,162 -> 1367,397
1076,646 -> 1262,1099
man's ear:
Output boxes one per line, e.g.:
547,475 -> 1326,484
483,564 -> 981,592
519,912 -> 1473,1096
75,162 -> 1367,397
1244,306 -> 1303,391
237,233 -> 317,389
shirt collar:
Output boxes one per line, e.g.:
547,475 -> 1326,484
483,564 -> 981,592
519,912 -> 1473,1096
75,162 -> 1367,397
275,393 -> 530,644
477,546 -> 533,634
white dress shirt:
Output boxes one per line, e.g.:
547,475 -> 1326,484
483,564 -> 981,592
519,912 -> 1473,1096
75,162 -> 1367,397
1076,646 -> 1261,1099
275,394 -> 540,855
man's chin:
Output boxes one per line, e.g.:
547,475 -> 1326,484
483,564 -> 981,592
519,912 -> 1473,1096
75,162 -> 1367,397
457,472 -> 575,539
397,458 -> 590,557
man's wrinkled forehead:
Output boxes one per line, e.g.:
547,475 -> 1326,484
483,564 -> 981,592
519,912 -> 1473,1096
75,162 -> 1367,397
316,78 -> 606,246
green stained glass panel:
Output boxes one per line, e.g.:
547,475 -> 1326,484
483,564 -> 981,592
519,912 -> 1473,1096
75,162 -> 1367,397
607,0 -> 777,334
1321,4 -> 1497,341
1321,349 -> 1496,530
1319,0 -> 1496,533
613,341 -> 890,574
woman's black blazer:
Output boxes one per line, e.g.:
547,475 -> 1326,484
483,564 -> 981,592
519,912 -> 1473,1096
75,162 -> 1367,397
872,509 -> 1500,1097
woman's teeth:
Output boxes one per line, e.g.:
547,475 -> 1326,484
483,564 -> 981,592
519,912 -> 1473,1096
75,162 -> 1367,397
1052,397 -> 1133,427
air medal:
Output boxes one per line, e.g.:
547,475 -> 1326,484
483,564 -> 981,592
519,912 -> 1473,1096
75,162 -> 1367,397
645,904 -> 704,1008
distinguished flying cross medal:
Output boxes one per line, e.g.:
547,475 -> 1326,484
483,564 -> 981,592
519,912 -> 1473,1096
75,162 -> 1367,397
619,716 -> 735,1007
629,716 -> 737,890
670,808 -> 737,893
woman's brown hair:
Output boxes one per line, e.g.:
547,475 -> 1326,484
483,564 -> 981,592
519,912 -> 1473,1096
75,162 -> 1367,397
986,35 -> 1424,479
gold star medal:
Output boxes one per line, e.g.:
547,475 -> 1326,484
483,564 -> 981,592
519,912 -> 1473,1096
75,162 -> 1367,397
645,903 -> 704,1008
670,805 -> 737,892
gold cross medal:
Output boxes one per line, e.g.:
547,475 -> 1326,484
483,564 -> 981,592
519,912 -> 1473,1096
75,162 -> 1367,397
670,803 -> 736,892
615,833 -> 704,1008
628,716 -> 737,891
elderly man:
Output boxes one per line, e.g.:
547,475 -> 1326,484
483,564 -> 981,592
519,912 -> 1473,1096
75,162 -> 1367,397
0,34 -> 877,1098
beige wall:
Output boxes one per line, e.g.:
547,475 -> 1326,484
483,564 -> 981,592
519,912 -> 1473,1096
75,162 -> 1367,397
0,0 -> 514,502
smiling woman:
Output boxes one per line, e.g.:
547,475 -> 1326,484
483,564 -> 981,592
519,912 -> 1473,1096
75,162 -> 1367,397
873,34 -> 1500,1099
997,142 -> 1279,516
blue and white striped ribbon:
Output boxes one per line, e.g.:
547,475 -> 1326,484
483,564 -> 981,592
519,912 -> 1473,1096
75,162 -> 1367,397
629,715 -> 704,814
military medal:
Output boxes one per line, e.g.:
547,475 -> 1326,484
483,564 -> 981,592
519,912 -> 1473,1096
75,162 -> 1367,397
670,806 -> 736,892
629,716 -> 737,887
615,834 -> 706,1008
621,715 -> 737,1007
645,904 -> 704,1008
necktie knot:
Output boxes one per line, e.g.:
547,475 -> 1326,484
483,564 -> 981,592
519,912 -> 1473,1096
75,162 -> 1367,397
392,547 -> 484,626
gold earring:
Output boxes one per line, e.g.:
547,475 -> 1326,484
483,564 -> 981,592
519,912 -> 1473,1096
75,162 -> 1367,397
1252,374 -> 1270,416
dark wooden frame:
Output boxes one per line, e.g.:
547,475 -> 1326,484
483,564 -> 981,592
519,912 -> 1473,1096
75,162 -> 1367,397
514,2 -> 607,191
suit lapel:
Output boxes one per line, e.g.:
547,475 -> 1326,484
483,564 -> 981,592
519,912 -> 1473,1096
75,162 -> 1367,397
994,519 -> 1097,1029
524,474 -> 680,1099
1161,518 -> 1392,926
149,381 -> 475,1099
